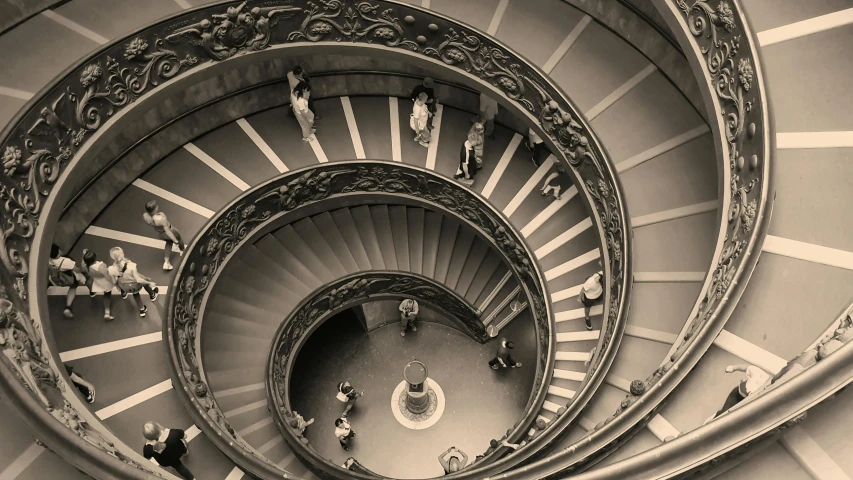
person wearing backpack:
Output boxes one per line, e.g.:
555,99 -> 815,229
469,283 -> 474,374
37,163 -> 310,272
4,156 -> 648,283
49,244 -> 88,319
109,247 -> 159,318
82,249 -> 116,321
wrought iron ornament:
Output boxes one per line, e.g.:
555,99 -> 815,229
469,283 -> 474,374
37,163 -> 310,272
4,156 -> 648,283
0,0 -> 634,478
167,161 -> 555,477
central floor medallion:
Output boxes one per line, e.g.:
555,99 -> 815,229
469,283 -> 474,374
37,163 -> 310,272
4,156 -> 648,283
391,360 -> 445,430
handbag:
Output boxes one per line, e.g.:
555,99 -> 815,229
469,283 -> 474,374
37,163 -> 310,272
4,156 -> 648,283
48,258 -> 78,287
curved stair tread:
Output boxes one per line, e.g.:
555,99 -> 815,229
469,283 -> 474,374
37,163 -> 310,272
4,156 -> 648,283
8,0 -> 769,473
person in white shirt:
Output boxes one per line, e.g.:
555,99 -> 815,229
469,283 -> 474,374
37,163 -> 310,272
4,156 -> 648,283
109,247 -> 159,318
578,269 -> 604,330
399,298 -> 419,337
335,417 -> 355,451
292,82 -> 316,142
143,200 -> 185,271
82,249 -> 116,321
286,66 -> 319,120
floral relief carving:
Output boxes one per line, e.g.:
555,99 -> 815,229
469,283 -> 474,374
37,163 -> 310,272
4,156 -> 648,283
107,37 -> 198,106
0,292 -> 56,405
167,2 -> 302,60
425,28 -> 531,111
287,0 -> 418,50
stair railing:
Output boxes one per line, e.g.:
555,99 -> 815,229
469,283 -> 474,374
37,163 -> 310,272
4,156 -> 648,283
0,1 -> 630,479
168,161 -> 555,479
266,270 -> 492,452
549,300 -> 853,479
489,0 -> 775,477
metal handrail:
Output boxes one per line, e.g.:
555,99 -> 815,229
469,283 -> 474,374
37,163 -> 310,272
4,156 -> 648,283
490,0 -> 775,476
166,161 -> 554,479
0,0 -> 629,478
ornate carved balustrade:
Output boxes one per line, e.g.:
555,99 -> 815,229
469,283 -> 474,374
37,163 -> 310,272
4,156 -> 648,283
489,0 -> 775,477
167,161 -> 557,478
0,1 -> 631,478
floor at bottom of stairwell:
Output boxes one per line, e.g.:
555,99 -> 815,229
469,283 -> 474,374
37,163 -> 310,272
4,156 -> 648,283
289,308 -> 536,479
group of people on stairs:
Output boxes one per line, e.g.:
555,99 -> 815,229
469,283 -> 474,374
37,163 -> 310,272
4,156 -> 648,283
48,200 -> 183,321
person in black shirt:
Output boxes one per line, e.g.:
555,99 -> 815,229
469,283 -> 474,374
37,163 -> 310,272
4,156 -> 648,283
143,422 -> 194,480
411,77 -> 437,129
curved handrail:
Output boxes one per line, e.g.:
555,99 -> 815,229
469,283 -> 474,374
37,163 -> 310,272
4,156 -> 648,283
0,0 -> 629,478
490,0 -> 774,477
553,300 -> 853,479
167,161 -> 554,479
266,271 -> 494,471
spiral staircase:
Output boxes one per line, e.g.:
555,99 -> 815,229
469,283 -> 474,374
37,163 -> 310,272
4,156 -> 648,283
0,0 -> 852,479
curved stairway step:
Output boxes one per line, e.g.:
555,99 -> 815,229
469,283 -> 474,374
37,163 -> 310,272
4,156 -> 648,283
329,207 -> 374,271
369,205 -> 399,270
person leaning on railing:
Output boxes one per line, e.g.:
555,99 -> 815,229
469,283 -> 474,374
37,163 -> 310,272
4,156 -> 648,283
770,312 -> 853,386
285,410 -> 314,436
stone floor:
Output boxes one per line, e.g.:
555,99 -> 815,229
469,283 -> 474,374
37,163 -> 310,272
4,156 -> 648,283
289,307 -> 536,478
